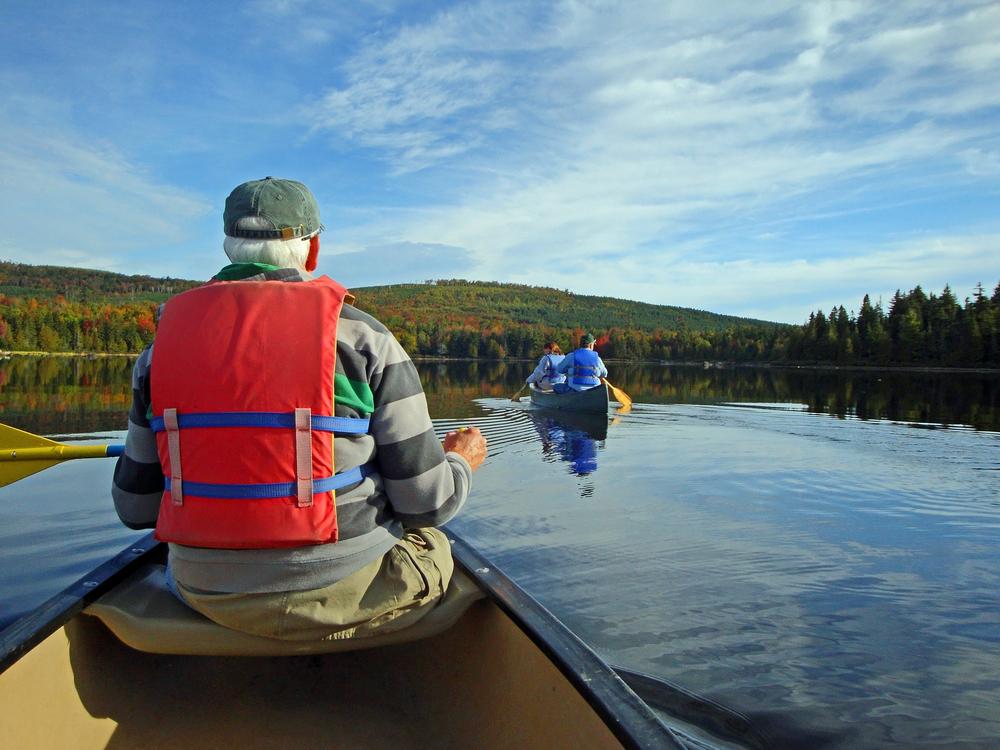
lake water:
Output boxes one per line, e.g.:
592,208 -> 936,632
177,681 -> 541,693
1,356 -> 999,749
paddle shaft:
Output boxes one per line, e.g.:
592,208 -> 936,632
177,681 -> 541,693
0,421 -> 125,487
0,444 -> 124,462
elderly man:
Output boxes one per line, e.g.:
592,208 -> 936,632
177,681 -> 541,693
553,332 -> 609,392
112,176 -> 486,640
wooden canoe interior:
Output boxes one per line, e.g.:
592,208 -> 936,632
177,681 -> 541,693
0,596 -> 625,749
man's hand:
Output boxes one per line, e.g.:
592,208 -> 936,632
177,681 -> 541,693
443,427 -> 487,471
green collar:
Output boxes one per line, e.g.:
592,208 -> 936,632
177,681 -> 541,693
213,262 -> 282,281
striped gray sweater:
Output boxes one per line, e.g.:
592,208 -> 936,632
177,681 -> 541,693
111,266 -> 471,593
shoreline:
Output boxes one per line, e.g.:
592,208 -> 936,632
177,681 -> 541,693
2,351 -> 997,375
1,351 -> 136,358
655,360 -> 1000,376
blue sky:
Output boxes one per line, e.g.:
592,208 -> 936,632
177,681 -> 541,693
1,1 -> 998,323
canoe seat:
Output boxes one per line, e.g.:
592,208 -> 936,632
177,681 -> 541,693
83,563 -> 485,656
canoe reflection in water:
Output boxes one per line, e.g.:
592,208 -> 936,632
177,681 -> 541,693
528,408 -> 610,477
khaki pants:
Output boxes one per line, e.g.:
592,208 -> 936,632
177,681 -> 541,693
175,528 -> 454,641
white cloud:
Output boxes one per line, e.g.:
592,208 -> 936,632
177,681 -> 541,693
308,2 -> 548,172
247,0 -> 313,14
523,232 -> 1000,323
959,147 -> 1000,177
324,241 -> 475,288
305,0 -> 1000,321
2,0 -> 997,323
0,102 -> 209,273
0,241 -> 122,274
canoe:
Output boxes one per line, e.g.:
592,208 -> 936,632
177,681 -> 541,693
529,382 -> 610,413
0,530 -> 684,750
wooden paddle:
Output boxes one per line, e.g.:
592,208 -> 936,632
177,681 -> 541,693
510,383 -> 529,402
0,422 -> 124,487
601,378 -> 633,409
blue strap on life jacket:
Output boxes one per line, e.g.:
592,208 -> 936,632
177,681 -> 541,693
543,354 -> 566,380
570,348 -> 601,387
152,410 -> 370,502
163,464 -> 369,500
150,411 -> 370,434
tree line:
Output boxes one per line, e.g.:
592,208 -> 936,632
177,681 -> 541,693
0,266 -> 997,368
780,282 -> 1000,367
0,261 -> 198,302
0,295 -> 157,353
361,280 -> 1000,367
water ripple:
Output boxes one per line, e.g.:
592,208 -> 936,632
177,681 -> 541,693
454,400 -> 1000,748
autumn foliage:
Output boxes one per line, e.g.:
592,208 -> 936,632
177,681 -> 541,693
1,263 -> 997,368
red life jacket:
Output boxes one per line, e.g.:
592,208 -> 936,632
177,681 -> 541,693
150,276 -> 370,549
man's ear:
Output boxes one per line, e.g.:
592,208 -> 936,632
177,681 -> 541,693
305,235 -> 320,272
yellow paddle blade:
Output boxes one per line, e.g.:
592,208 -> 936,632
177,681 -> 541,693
511,383 -> 529,402
0,423 -> 121,487
0,424 -> 62,487
0,456 -> 63,487
603,379 -> 633,410
0,422 -> 61,451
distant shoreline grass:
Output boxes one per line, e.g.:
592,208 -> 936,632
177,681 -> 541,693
0,351 -> 135,358
2,350 -> 997,374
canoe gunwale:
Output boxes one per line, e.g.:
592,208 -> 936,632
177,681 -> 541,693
0,531 -> 682,749
449,535 -> 682,749
0,532 -> 160,675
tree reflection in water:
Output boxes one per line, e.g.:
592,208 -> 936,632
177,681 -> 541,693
1,357 -> 996,435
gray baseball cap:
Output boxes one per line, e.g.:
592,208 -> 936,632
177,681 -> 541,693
224,177 -> 323,239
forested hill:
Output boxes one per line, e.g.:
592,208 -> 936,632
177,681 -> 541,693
351,280 -> 777,334
0,262 -> 781,357
0,263 -> 770,331
1,262 -> 996,368
0,261 -> 201,302
348,279 -> 783,359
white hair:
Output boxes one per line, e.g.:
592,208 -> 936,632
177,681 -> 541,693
223,216 -> 311,270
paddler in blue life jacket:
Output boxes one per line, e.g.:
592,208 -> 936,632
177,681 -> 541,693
525,341 -> 566,391
553,333 -> 609,393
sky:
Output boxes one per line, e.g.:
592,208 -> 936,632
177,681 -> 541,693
1,1 -> 998,323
